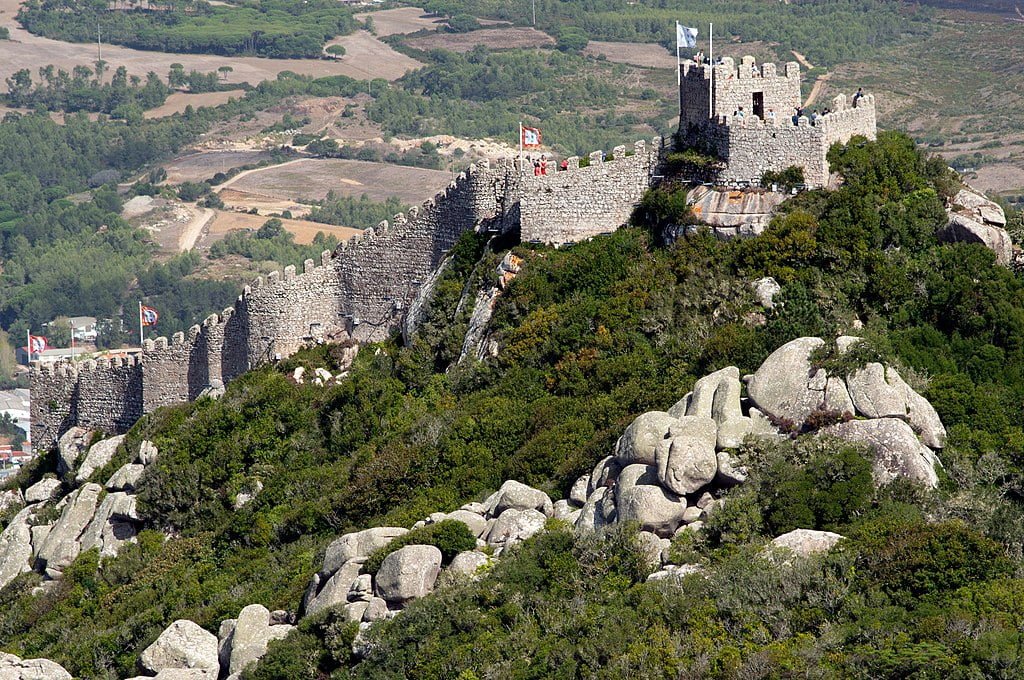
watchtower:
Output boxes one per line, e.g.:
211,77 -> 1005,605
679,55 -> 802,128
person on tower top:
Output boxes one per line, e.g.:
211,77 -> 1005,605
853,87 -> 864,107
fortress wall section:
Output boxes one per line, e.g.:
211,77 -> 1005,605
680,59 -> 801,128
519,139 -> 661,245
31,357 -> 143,451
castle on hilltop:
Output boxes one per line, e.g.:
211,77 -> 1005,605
29,54 -> 881,450
678,55 -> 876,187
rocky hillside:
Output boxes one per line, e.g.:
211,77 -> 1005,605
0,131 -> 1023,679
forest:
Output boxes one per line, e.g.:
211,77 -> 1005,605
5,65 -> 170,115
415,0 -> 931,66
17,0 -> 357,58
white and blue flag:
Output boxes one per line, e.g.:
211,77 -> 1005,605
676,23 -> 698,49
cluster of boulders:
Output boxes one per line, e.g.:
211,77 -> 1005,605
127,604 -> 294,680
941,186 -> 1013,266
0,430 -> 159,592
300,479 -> 557,630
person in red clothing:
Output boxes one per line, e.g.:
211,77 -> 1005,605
540,154 -> 548,175
560,159 -> 568,171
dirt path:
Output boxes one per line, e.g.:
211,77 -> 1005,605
804,72 -> 832,108
791,50 -> 814,70
179,207 -> 215,251
216,158 -> 309,189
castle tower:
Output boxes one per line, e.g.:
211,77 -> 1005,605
677,55 -> 877,189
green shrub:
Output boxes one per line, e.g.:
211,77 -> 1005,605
761,165 -> 805,191
362,520 -> 477,575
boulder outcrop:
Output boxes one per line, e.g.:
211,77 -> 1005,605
0,653 -> 72,680
374,544 -> 442,605
139,619 -> 219,674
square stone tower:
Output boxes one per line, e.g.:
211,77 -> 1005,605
679,56 -> 802,128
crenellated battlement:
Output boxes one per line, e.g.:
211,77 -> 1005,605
32,137 -> 661,450
678,55 -> 877,188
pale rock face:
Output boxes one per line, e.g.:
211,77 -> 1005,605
362,597 -> 389,622
954,188 -> 1007,226
822,418 -> 940,488
686,368 -> 736,419
587,455 -> 620,496
138,440 -> 159,466
322,527 -> 407,577
767,529 -> 845,558
0,488 -> 24,512
0,653 -> 73,680
551,499 -> 574,521
228,604 -> 293,676
666,393 -> 691,419
656,417 -> 718,495
616,412 -> 677,465
714,451 -> 748,486
24,478 -> 61,504
140,620 -> 219,674
306,558 -> 365,616
127,670 -> 217,679
486,508 -> 546,549
36,483 -> 102,575
347,574 -> 373,602
217,619 -> 236,673
635,531 -> 664,567
616,485 -> 687,538
374,544 -> 443,605
105,463 -> 145,492
942,213 -> 1013,266
0,504 -> 37,590
445,550 -> 491,581
344,601 -> 369,623
483,480 -> 553,517
615,463 -> 659,503
575,487 -> 612,533
845,362 -> 946,448
746,337 -> 827,424
75,434 -> 126,483
443,508 -> 488,537
752,276 -> 782,309
56,426 -> 92,480
79,491 -> 138,557
646,564 -> 706,582
569,474 -> 589,506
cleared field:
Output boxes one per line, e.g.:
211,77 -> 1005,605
355,7 -> 444,36
204,210 -> 363,246
404,27 -> 554,52
225,158 -> 454,204
0,0 -> 421,87
144,90 -> 247,119
584,41 -> 675,69
162,150 -> 279,184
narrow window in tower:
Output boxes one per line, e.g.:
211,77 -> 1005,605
752,92 -> 765,119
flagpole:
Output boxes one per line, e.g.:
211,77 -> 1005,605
518,121 -> 523,175
675,22 -> 681,90
26,329 -> 30,363
138,301 -> 144,347
708,22 -> 714,120
70,321 -> 75,360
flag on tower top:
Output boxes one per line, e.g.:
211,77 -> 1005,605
141,305 -> 159,326
521,125 -> 542,148
677,23 -> 698,49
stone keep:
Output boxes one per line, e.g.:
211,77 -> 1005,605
678,56 -> 877,188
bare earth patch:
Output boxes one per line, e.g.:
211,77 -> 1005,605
224,158 -> 455,204
144,90 -> 247,119
404,27 -> 554,53
162,150 -> 279,184
201,210 -> 363,246
355,7 -> 444,36
584,41 -> 676,69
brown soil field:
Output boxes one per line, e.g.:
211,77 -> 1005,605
0,0 -> 421,86
144,90 -> 247,118
162,150 -> 279,184
226,158 -> 455,204
584,41 -> 676,69
202,210 -> 363,246
404,27 -> 554,53
355,7 -> 444,36
216,188 -> 311,216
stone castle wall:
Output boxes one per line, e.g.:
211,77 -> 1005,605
679,57 -> 801,127
31,147 -> 658,450
519,139 -> 661,245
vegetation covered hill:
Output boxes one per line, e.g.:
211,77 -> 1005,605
1,131 -> 1023,677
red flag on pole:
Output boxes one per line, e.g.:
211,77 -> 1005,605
521,126 -> 542,148
140,305 -> 159,326
28,335 -> 47,354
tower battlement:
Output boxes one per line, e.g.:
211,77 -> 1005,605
678,55 -> 877,188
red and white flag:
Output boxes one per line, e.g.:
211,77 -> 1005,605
521,125 -> 542,148
28,335 -> 47,353
141,305 -> 159,326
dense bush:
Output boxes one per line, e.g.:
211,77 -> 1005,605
362,520 -> 477,574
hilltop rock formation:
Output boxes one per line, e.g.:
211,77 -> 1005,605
0,653 -> 72,680
139,620 -> 219,675
941,186 -> 1013,266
